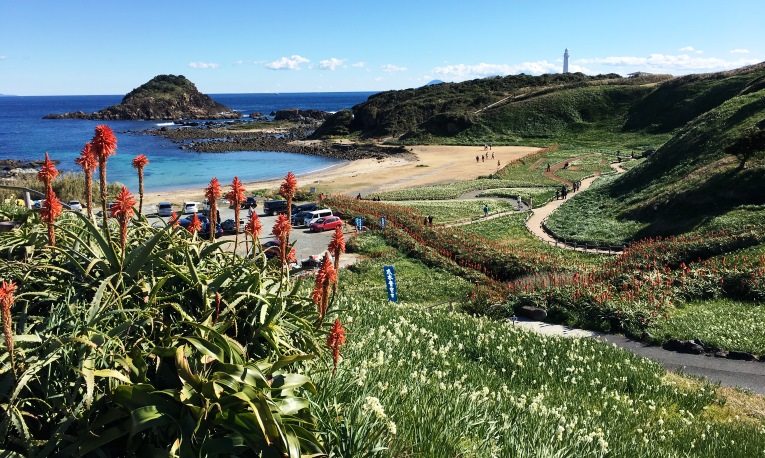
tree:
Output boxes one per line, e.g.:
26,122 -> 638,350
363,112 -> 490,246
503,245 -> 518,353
726,126 -> 765,170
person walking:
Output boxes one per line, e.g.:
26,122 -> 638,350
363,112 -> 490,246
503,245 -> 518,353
428,215 -> 433,226
483,204 -> 489,217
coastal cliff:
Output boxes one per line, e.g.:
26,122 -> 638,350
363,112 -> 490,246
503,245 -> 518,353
43,75 -> 241,121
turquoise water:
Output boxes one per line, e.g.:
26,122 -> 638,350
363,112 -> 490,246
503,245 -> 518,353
0,92 -> 375,192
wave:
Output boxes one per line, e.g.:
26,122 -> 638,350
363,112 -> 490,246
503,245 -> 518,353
155,122 -> 175,127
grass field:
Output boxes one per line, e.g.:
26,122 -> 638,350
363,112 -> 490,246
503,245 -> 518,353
306,242 -> 765,457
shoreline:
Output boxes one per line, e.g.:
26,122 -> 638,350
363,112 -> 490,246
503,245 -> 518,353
142,144 -> 542,207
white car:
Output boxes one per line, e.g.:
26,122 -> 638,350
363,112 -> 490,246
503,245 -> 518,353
183,201 -> 200,214
67,200 -> 83,212
157,202 -> 174,217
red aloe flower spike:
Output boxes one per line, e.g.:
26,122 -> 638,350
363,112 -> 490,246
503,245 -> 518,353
1,280 -> 18,373
40,187 -> 63,247
75,142 -> 97,217
328,225 -> 346,271
188,213 -> 202,234
271,214 -> 292,266
37,152 -> 59,187
205,177 -> 222,239
279,171 -> 298,221
326,318 -> 346,376
170,211 -> 180,227
111,186 -> 136,251
226,177 -> 246,254
312,253 -> 337,321
131,155 -> 149,215
91,125 -> 117,227
245,213 -> 262,239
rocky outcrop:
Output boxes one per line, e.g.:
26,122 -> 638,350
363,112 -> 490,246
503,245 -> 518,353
43,75 -> 241,121
272,109 -> 331,122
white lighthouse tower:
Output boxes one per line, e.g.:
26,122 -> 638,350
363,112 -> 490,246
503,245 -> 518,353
563,48 -> 570,73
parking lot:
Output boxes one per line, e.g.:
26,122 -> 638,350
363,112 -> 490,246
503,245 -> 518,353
145,200 -> 354,263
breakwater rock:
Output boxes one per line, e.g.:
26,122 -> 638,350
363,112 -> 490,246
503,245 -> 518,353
149,125 -> 414,161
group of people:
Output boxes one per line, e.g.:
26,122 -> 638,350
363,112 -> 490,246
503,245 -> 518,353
476,152 -> 495,163
554,180 -> 582,200
423,215 -> 434,226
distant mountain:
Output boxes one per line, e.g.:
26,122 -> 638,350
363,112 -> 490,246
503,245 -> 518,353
423,80 -> 444,86
43,75 -> 241,120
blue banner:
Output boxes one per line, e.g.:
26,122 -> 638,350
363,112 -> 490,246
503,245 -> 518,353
355,217 -> 363,231
380,216 -> 386,229
383,265 -> 397,302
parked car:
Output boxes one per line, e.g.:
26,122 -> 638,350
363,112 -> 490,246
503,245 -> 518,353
157,201 -> 174,217
67,200 -> 83,212
309,215 -> 343,232
261,240 -> 280,259
32,200 -> 44,209
263,200 -> 289,216
178,213 -> 209,228
303,208 -> 333,227
241,196 -> 258,209
183,201 -> 200,214
95,202 -> 118,217
199,222 -> 224,240
292,202 -> 318,213
291,210 -> 313,226
220,218 -> 245,234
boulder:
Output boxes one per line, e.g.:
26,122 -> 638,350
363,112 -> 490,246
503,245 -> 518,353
727,350 -> 757,361
516,305 -> 547,321
662,338 -> 704,354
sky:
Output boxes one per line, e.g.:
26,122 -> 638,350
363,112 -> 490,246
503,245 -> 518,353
1,0 -> 764,96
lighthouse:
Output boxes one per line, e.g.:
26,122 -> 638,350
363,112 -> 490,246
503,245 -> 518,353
563,48 -> 570,73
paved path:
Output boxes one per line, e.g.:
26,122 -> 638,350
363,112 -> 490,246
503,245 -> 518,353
512,318 -> 765,395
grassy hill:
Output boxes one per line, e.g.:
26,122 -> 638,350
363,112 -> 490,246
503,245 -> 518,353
546,70 -> 765,239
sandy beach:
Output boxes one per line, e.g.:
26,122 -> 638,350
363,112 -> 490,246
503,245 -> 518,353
143,144 -> 541,205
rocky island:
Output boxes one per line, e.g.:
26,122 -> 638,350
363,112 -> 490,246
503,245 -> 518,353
43,74 -> 241,120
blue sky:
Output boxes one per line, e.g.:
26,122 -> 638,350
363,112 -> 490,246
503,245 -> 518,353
1,0 -> 763,95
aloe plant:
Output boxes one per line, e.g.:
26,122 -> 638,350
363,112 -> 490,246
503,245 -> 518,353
0,196 -> 326,456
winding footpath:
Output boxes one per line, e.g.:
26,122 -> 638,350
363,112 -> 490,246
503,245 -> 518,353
510,159 -> 765,395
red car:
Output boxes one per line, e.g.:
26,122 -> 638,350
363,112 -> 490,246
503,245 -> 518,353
309,216 -> 343,232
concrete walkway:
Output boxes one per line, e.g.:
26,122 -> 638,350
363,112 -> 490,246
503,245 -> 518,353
512,318 -> 765,395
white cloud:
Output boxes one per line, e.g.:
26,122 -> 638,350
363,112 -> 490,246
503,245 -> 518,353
432,61 -> 560,80
352,61 -> 366,68
679,46 -> 703,54
188,62 -> 219,69
576,53 -> 759,73
265,55 -> 310,70
0,55 -> 7,61
319,58 -> 345,70
381,64 -> 407,72
731,49 -> 750,54
233,60 -> 245,65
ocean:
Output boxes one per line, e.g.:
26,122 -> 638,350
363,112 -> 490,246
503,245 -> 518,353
0,92 -> 375,192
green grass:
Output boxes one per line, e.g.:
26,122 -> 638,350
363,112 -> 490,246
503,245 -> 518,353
369,179 -> 549,201
307,250 -> 765,457
391,198 -> 519,223
649,299 -> 765,355
476,187 -> 557,207
545,174 -> 648,244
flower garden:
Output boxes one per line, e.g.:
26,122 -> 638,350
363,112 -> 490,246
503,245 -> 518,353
2,128 -> 765,456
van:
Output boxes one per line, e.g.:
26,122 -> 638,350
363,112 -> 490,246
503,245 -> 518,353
157,202 -> 174,217
183,201 -> 199,214
303,208 -> 333,227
